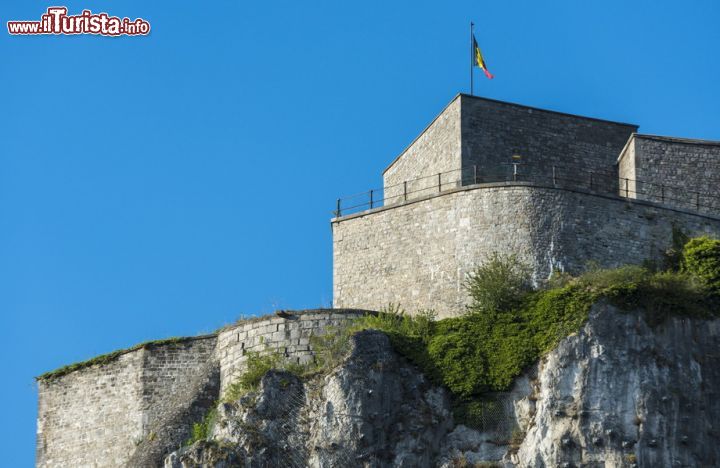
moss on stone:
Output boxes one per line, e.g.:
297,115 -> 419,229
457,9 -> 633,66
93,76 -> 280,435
36,336 -> 209,382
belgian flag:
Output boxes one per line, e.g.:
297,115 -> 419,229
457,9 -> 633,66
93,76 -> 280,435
473,35 -> 494,79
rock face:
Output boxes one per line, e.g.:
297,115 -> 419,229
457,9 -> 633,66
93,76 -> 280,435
164,305 -> 720,468
166,330 -> 453,468
513,303 -> 720,468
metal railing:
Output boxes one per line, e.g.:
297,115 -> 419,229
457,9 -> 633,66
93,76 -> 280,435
333,163 -> 720,218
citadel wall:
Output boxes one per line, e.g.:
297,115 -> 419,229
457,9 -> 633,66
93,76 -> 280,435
36,336 -> 217,468
332,183 -> 720,317
36,349 -> 145,468
381,94 -> 637,206
215,309 -> 369,393
618,134 -> 720,215
459,95 -> 637,186
383,97 -> 461,203
36,310 -> 369,467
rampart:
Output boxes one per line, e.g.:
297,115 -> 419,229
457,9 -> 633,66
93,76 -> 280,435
36,309 -> 369,467
332,183 -> 720,317
618,134 -> 720,214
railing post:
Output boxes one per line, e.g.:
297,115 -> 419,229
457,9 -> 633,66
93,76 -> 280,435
369,190 -> 374,209
625,178 -> 629,197
589,172 -> 594,190
403,181 -> 407,201
473,165 -> 478,184
696,192 -> 700,210
336,198 -> 341,217
438,173 -> 442,192
552,166 -> 556,187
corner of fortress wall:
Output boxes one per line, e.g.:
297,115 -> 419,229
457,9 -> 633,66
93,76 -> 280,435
332,185 -> 720,318
36,309 -> 370,468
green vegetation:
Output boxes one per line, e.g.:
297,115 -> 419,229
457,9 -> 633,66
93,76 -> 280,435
683,236 -> 720,294
222,351 -> 282,402
465,253 -> 532,314
186,407 -> 218,445
351,238 -> 720,428
221,325 -> 358,402
37,337 -> 192,381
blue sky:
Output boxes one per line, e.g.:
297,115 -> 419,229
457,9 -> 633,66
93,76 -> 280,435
2,0 -> 719,465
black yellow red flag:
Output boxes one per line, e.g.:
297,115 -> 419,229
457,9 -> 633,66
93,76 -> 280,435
473,35 -> 494,79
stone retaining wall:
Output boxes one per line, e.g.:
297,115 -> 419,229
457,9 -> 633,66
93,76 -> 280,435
215,309 -> 371,393
332,184 -> 720,318
36,309 -> 371,466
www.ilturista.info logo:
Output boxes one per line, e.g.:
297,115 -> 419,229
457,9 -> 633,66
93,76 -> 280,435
7,7 -> 150,36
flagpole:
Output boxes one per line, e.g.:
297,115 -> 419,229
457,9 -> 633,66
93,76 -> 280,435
470,22 -> 474,96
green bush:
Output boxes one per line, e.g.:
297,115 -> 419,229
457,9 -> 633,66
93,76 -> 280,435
528,284 -> 595,353
683,236 -> 720,294
427,319 -> 490,396
186,407 -> 217,445
354,243 -> 719,404
465,253 -> 532,314
223,351 -> 281,402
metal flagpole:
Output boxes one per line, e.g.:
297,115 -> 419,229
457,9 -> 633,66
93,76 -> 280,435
470,22 -> 474,96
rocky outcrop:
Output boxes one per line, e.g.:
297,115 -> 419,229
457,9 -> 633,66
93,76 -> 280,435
164,305 -> 720,468
166,330 -> 453,468
513,303 -> 720,468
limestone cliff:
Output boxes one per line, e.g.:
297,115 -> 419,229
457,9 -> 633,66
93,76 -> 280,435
164,304 -> 720,468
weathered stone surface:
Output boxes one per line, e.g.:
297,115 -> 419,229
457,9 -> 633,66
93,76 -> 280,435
383,97 -> 462,204
382,94 -> 637,206
619,134 -> 720,215
36,336 -> 217,468
163,305 -> 720,468
459,95 -> 636,186
514,303 -> 720,468
166,330 -> 454,468
335,95 -> 720,318
333,184 -> 720,318
36,309 -> 373,468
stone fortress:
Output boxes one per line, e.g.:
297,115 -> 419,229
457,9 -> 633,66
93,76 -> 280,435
36,93 -> 720,467
332,93 -> 720,318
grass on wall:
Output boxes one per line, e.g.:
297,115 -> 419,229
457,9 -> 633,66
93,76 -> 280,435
36,337 -> 197,382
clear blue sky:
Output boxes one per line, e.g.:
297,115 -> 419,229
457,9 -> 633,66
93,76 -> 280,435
2,0 -> 719,465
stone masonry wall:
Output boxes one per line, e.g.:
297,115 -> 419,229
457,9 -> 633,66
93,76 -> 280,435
36,310 -> 372,466
36,350 -> 145,468
379,95 -> 636,210
139,338 -> 218,434
215,309 -> 370,394
36,336 -> 217,468
332,184 -> 720,318
618,136 -> 636,198
459,95 -> 637,189
618,134 -> 720,215
382,97 -> 462,204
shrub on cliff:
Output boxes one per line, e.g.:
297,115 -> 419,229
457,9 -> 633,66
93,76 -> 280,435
355,245 -> 718,404
464,253 -> 532,314
683,236 -> 720,294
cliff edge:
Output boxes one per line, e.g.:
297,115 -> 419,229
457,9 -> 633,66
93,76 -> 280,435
163,304 -> 720,467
